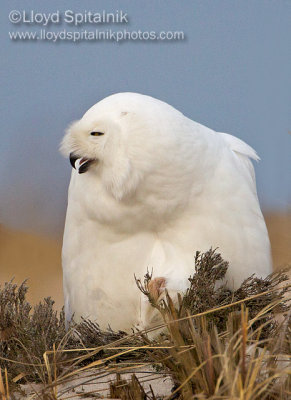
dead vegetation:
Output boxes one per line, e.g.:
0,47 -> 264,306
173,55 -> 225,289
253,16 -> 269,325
0,249 -> 290,399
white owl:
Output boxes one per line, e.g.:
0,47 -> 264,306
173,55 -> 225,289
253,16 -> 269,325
60,92 -> 272,332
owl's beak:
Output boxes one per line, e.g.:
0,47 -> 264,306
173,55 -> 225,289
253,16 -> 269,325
69,153 -> 78,169
69,152 -> 95,174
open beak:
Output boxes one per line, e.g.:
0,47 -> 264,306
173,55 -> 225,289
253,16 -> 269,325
69,153 -> 94,174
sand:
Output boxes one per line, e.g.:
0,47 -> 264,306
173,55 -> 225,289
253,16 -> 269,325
18,368 -> 173,399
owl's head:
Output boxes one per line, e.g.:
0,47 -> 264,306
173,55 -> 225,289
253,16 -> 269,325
60,92 -> 189,200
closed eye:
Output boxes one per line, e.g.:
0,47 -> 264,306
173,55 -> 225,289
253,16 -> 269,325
90,131 -> 105,136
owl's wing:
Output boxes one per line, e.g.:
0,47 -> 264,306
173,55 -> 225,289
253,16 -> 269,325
218,132 -> 259,190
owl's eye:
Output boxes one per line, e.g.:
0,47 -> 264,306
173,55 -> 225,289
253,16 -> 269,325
90,131 -> 104,136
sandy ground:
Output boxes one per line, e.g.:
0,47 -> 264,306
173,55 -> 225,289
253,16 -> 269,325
0,212 -> 290,308
18,368 -> 173,399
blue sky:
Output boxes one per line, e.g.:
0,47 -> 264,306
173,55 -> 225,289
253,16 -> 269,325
0,0 -> 290,236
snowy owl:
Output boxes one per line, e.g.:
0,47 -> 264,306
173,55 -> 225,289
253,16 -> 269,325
61,92 -> 272,332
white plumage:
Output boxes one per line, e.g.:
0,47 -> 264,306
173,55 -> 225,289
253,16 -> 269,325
61,92 -> 272,331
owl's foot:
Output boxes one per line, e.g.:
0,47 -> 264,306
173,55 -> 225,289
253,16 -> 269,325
147,277 -> 166,302
140,277 -> 181,339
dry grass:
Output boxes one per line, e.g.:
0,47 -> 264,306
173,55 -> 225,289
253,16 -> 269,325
0,250 -> 290,399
